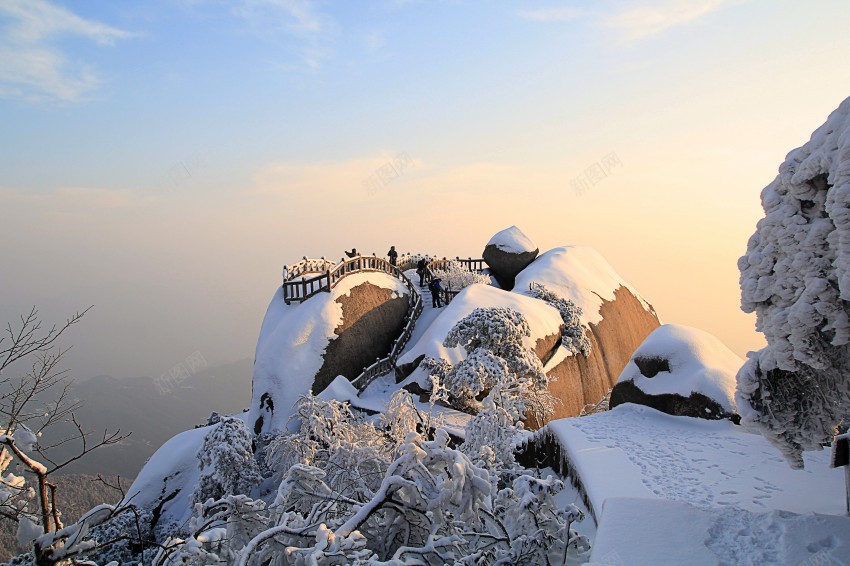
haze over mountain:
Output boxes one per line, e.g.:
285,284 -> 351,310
49,359 -> 252,478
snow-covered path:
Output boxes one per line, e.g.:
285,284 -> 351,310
399,268 -> 441,358
543,405 -> 850,565
547,404 -> 843,516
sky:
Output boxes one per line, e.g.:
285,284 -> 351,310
2,0 -> 850,382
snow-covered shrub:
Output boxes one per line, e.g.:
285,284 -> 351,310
737,97 -> 850,468
264,394 -> 393,499
192,417 -> 263,505
442,307 -> 555,426
80,506 -> 156,565
580,388 -> 612,416
528,282 -> 591,356
430,261 -> 490,291
491,475 -> 590,565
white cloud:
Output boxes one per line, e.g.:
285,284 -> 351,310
607,0 -> 733,41
0,0 -> 133,102
519,1 -> 738,42
517,7 -> 585,23
232,0 -> 324,34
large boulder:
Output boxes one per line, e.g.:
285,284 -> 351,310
250,272 -> 410,435
515,246 -> 662,419
482,226 -> 539,290
397,246 -> 661,425
610,324 -> 741,420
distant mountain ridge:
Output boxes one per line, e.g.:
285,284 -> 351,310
49,358 -> 253,478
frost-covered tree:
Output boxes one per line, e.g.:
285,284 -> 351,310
737,97 -> 850,468
193,417 -> 263,505
429,261 -> 491,292
70,389 -> 587,565
441,307 -> 555,426
528,282 -> 591,356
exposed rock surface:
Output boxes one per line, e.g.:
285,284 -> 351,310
545,286 -> 661,419
250,273 -> 409,434
313,282 -> 409,392
610,324 -> 741,421
482,226 -> 539,290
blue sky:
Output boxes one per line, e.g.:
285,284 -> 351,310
2,0 -> 850,380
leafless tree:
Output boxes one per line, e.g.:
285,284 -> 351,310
0,306 -> 130,535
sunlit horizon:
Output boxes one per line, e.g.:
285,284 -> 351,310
3,0 -> 850,380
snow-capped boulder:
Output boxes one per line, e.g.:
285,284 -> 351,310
610,324 -> 742,420
515,246 -> 661,419
250,272 -> 410,435
482,226 -> 539,290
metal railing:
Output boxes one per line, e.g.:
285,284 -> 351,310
279,251 -> 485,391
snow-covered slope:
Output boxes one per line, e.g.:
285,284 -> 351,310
616,324 -> 742,413
396,283 -> 563,386
514,246 -> 654,327
250,272 -> 408,433
121,425 -> 211,533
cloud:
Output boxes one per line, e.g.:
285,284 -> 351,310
517,7 -> 585,23
232,0 -> 324,34
519,1 -> 737,42
0,0 -> 133,102
607,0 -> 733,41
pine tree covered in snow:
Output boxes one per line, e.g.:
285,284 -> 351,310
193,417 -> 263,505
440,307 -> 556,426
738,97 -> 850,468
528,282 -> 591,356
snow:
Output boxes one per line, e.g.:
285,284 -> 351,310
544,404 -> 844,521
618,324 -> 742,412
737,95 -> 850,467
589,497 -> 850,566
395,283 -> 563,386
318,375 -> 360,404
514,246 -> 654,327
250,272 -> 408,433
485,225 -> 537,254
122,424 -> 211,529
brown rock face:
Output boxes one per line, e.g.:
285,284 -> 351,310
312,282 -> 409,393
609,380 -> 732,420
544,286 -> 661,420
483,244 -> 539,291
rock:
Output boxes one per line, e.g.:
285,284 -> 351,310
250,273 -> 410,434
609,324 -> 741,420
313,281 -> 409,392
483,226 -> 539,290
397,246 -> 662,427
513,246 -> 662,421
544,286 -> 661,420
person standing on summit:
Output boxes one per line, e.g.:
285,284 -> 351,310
387,245 -> 398,266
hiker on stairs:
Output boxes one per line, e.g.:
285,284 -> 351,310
429,278 -> 443,308
416,258 -> 428,287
